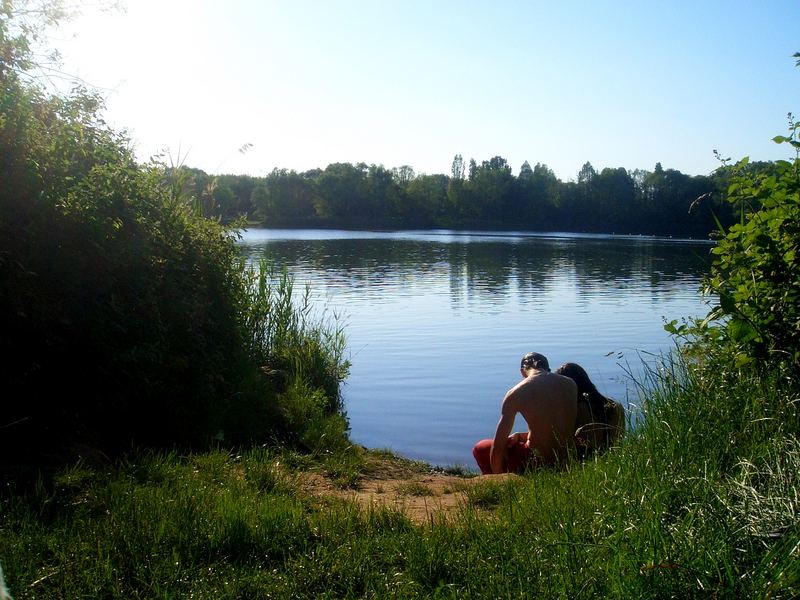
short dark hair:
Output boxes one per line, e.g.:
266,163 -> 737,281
521,352 -> 550,372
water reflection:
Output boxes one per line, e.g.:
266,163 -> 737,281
240,232 -> 712,308
237,229 -> 713,467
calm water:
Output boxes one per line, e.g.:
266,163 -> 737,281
238,229 -> 714,468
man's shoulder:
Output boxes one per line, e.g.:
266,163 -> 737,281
507,371 -> 576,395
503,378 -> 532,404
534,372 -> 578,398
539,370 -> 576,386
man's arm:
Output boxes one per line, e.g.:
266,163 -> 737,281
490,397 -> 517,474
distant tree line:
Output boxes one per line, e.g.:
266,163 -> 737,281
184,155 -> 777,237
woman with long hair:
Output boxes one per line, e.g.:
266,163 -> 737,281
555,362 -> 625,459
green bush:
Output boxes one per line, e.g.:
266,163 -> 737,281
680,116 -> 800,371
0,4 -> 349,462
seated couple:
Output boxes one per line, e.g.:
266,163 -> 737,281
472,352 -> 625,475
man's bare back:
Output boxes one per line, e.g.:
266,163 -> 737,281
488,353 -> 578,473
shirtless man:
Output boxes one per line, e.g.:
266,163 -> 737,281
472,352 -> 578,474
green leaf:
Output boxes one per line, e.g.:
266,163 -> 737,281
773,135 -> 789,144
728,319 -> 757,343
719,292 -> 737,314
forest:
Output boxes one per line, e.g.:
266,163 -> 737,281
188,155 -> 770,237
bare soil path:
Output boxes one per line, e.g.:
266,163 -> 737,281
297,457 -> 517,525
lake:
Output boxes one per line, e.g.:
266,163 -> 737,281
238,229 -> 714,468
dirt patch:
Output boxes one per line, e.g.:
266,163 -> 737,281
298,470 -> 517,525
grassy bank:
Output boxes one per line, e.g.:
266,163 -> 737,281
2,6 -> 798,598
2,355 -> 798,598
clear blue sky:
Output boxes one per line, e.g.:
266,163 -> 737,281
55,0 -> 800,180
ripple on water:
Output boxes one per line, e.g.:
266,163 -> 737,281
239,230 -> 712,467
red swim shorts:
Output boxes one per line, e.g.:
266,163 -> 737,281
472,438 -> 529,474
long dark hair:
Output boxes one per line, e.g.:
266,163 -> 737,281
556,362 -> 609,423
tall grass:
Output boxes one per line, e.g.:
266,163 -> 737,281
1,352 -> 797,598
242,260 -> 349,412
237,260 -> 351,451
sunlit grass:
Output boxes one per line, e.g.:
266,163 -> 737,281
2,355 -> 798,598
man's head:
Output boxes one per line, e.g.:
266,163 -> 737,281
520,352 -> 550,373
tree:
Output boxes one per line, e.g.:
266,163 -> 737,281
514,161 -> 537,228
314,162 -> 367,221
0,64 -> 271,452
518,160 -> 534,181
468,155 -> 514,223
392,164 -> 415,186
445,154 -> 466,221
404,173 -> 448,225
577,161 -> 596,186
0,0 -> 72,78
529,163 -> 560,228
451,153 -> 465,180
0,2 -> 350,460
256,168 -> 316,224
365,163 -> 400,224
216,173 -> 256,221
250,181 -> 270,221
593,167 -> 636,232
